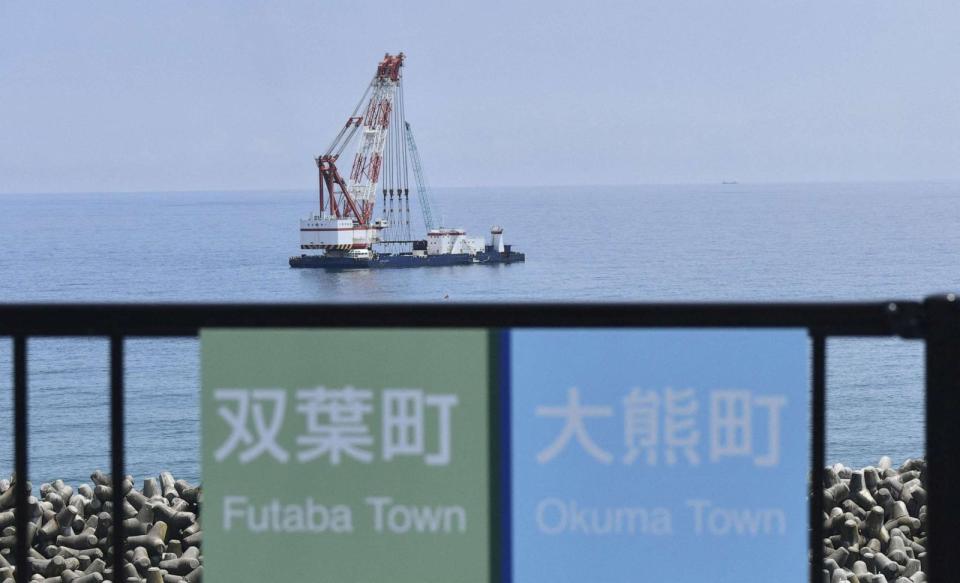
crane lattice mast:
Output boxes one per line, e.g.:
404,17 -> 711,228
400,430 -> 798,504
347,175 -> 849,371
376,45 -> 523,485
405,121 -> 439,232
316,53 -> 404,228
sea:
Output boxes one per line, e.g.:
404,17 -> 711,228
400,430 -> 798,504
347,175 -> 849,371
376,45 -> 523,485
0,181 -> 953,486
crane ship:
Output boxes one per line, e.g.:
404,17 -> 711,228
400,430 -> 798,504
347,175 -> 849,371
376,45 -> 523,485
290,53 -> 524,269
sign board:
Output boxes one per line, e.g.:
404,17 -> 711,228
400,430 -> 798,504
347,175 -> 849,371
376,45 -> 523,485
510,329 -> 809,582
202,327 -> 808,582
202,329 -> 493,582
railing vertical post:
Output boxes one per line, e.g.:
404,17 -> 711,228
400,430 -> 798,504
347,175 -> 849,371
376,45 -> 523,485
810,334 -> 826,583
110,335 -> 126,582
13,336 -> 28,583
492,330 -> 511,583
923,294 -> 960,580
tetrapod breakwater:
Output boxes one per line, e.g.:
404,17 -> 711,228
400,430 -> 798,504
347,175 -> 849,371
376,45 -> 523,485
0,471 -> 202,583
0,457 -> 930,582
822,457 -> 927,583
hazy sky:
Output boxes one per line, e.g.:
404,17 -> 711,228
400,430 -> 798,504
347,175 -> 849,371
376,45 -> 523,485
2,1 -> 958,193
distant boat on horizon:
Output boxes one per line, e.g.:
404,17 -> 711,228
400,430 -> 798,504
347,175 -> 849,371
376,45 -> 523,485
722,180 -> 739,185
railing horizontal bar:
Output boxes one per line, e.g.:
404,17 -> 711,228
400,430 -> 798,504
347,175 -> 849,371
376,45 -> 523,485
0,301 -> 923,337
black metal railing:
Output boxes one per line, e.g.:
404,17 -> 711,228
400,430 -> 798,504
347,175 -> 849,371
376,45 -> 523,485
1,297 -> 957,583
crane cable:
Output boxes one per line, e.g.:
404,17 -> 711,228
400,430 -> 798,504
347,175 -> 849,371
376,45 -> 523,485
325,78 -> 373,157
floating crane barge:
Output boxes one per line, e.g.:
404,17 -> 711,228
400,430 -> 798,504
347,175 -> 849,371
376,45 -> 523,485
290,53 -> 524,269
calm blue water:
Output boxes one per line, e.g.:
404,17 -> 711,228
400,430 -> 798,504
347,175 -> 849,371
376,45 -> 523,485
1,182 -> 953,484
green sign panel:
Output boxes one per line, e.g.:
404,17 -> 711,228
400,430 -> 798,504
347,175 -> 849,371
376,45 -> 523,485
201,329 -> 493,582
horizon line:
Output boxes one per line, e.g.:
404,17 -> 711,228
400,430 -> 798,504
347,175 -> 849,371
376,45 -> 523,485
2,177 -> 960,197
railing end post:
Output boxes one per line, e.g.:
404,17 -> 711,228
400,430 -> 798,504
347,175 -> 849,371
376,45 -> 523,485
923,292 -> 960,581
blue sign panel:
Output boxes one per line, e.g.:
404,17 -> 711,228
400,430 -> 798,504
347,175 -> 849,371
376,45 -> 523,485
510,329 -> 808,582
